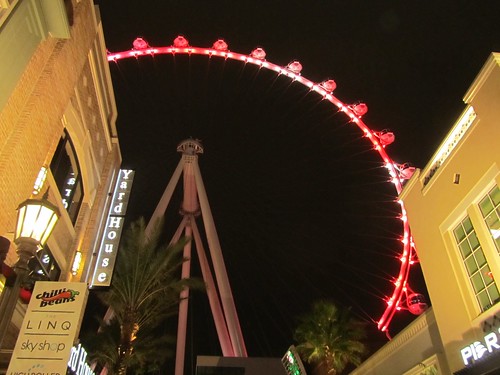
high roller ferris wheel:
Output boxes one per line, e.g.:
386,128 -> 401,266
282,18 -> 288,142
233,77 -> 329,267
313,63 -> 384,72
106,35 -> 427,357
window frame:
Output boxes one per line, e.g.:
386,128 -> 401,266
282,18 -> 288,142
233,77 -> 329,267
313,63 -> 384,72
453,215 -> 500,312
50,130 -> 84,225
478,185 -> 500,254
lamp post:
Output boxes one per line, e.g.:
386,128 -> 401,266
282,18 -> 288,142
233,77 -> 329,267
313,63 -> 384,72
0,193 -> 60,349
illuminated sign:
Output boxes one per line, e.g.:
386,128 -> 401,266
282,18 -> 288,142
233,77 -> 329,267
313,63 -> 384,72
90,169 -> 134,288
461,329 -> 500,365
68,343 -> 96,375
62,171 -> 77,209
282,346 -> 307,375
7,282 -> 89,375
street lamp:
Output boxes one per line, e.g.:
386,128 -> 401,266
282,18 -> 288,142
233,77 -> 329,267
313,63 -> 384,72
0,192 -> 60,349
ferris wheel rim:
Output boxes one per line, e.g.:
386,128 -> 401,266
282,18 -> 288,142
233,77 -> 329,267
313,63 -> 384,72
106,37 -> 418,335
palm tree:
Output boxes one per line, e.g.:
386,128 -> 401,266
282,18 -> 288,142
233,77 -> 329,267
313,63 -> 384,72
82,217 -> 203,374
293,300 -> 367,375
82,316 -> 176,374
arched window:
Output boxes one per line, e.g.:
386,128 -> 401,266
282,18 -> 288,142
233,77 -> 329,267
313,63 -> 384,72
28,246 -> 61,282
50,130 -> 84,224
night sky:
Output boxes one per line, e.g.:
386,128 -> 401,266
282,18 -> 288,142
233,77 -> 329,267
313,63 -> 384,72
92,0 -> 500,372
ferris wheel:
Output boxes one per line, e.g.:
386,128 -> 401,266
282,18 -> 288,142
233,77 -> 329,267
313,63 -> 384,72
106,35 -> 427,346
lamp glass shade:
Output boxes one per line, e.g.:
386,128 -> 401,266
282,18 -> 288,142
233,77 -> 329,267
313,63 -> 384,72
15,199 -> 60,246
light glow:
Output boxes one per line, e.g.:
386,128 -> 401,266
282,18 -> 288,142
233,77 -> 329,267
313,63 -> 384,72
33,166 -> 48,195
491,229 -> 500,239
422,106 -> 476,185
71,251 -> 82,275
106,38 -> 420,334
15,198 -> 60,246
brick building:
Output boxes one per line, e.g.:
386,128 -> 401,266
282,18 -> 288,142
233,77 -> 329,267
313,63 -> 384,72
0,0 -> 120,369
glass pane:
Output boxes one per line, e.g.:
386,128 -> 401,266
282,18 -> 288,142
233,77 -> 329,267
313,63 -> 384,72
459,241 -> 472,258
463,217 -> 473,233
486,214 -> 500,230
488,284 -> 500,305
491,186 -> 500,206
34,246 -> 60,281
466,257 -> 478,276
471,272 -> 485,293
454,225 -> 466,242
480,265 -> 492,286
477,290 -> 490,311
50,130 -> 83,225
475,250 -> 487,268
479,197 -> 494,217
48,263 -> 60,280
469,232 -> 480,250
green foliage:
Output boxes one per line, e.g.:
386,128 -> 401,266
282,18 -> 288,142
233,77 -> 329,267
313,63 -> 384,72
294,300 -> 367,375
81,317 -> 175,374
82,217 -> 204,374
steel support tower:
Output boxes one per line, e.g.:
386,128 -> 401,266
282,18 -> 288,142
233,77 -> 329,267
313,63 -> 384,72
145,139 -> 247,375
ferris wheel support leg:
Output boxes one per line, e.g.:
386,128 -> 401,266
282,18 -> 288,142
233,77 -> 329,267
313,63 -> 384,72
174,221 -> 193,375
191,219 -> 235,356
170,215 -> 190,244
145,158 -> 185,236
192,162 -> 248,357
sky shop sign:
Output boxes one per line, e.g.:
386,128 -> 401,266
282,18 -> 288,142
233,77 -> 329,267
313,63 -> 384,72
7,282 -> 88,375
91,169 -> 134,287
461,329 -> 500,366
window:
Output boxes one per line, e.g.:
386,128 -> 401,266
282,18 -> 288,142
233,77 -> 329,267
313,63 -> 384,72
64,0 -> 73,26
453,216 -> 500,312
30,246 -> 61,281
22,245 -> 61,293
479,186 -> 500,252
50,130 -> 84,224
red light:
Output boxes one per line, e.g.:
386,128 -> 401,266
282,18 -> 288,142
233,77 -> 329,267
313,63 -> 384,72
250,47 -> 266,60
212,39 -> 228,51
286,61 -> 303,74
173,35 -> 189,48
104,41 -> 419,335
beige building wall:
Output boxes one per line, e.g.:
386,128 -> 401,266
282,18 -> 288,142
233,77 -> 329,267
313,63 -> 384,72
351,309 -> 447,375
400,53 -> 500,374
0,0 -> 120,365
352,53 -> 500,375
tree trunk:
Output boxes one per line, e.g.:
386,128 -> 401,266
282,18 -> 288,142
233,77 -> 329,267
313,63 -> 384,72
115,318 -> 139,375
115,341 -> 132,375
311,360 -> 335,375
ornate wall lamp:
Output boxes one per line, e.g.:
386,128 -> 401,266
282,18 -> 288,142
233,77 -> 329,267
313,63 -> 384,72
0,192 -> 60,348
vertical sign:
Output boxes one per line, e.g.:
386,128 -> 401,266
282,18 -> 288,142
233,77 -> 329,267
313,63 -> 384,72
7,282 -> 88,375
67,343 -> 96,375
61,171 -> 77,209
90,169 -> 135,288
282,346 -> 307,375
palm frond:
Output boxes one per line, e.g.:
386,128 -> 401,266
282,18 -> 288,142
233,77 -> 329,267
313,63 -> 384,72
85,217 -> 204,374
294,300 -> 367,374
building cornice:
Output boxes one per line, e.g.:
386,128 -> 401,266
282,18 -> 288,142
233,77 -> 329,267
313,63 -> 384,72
352,309 -> 436,373
463,53 -> 500,104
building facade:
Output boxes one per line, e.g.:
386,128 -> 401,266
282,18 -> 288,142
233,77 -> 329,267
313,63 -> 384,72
351,308 -> 447,375
352,53 -> 500,375
401,52 -> 500,374
0,0 -> 120,369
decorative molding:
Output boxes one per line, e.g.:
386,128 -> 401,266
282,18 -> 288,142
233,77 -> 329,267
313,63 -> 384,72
421,107 -> 476,187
